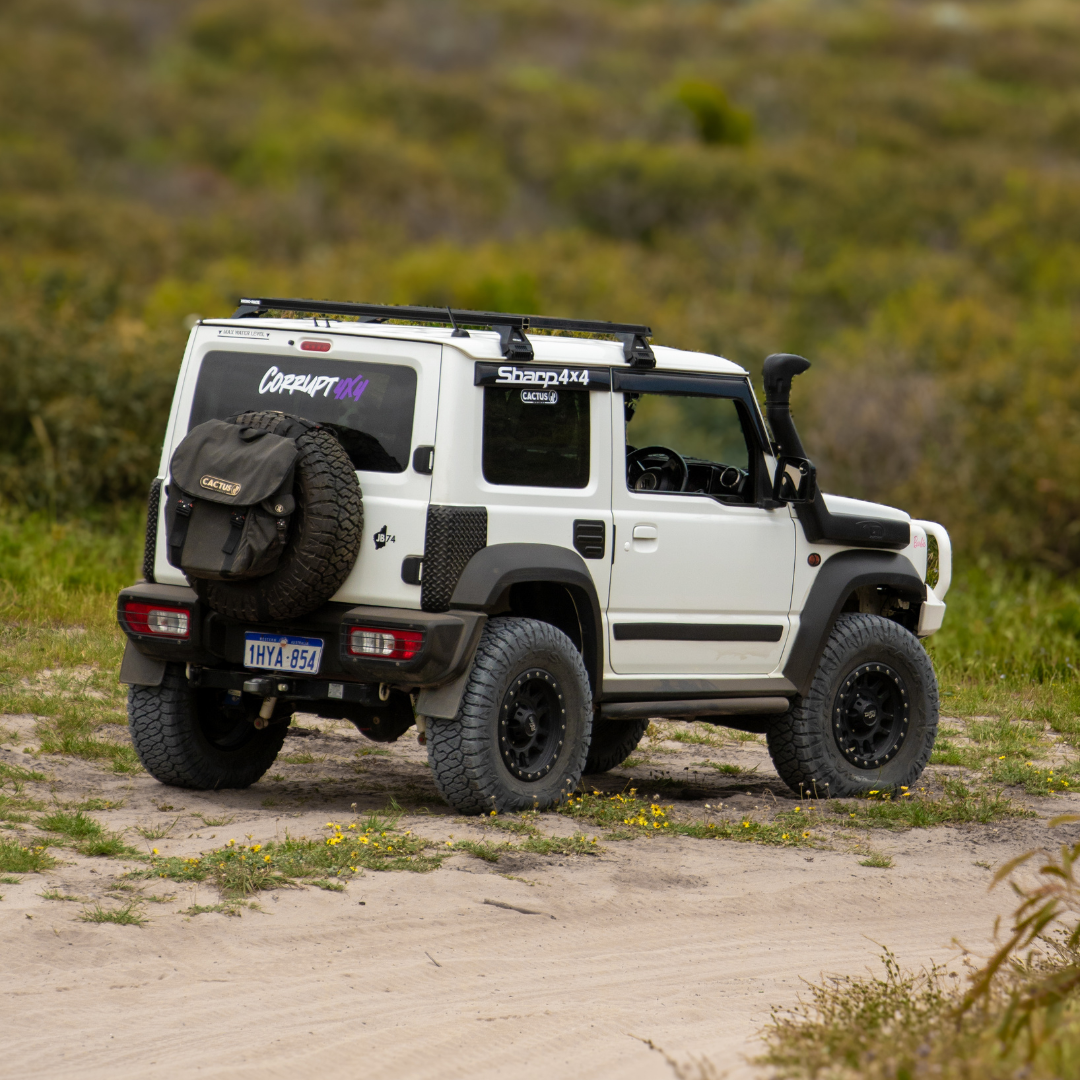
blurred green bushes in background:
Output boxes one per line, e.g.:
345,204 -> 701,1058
2,0 -> 1080,571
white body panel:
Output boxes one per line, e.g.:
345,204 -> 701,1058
431,342 -> 613,609
149,316 -> 952,677
606,391 -> 797,675
152,323 -> 441,609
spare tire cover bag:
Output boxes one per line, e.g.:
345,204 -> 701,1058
191,411 -> 363,623
166,420 -> 299,581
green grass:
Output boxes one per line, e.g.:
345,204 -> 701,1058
38,809 -> 104,840
78,835 -> 142,858
929,739 -> 983,768
309,878 -> 346,892
703,761 -> 753,775
79,902 -> 147,927
0,762 -> 46,785
836,781 -> 1025,829
32,808 -> 140,857
558,790 -> 817,846
454,834 -> 601,863
139,814 -> 445,898
858,851 -> 894,869
40,889 -> 88,902
0,793 -> 40,823
182,902 -> 251,917
664,728 -> 723,747
135,816 -> 180,840
0,837 -> 56,873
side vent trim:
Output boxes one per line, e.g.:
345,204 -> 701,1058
420,506 -> 488,612
573,519 -> 606,560
143,478 -> 163,583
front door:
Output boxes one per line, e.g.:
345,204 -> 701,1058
607,371 -> 796,675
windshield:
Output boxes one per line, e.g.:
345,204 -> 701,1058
187,349 -> 417,473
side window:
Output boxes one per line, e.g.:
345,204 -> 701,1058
625,391 -> 755,502
482,387 -> 590,488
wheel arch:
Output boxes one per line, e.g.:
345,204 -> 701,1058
785,550 -> 926,697
450,543 -> 603,694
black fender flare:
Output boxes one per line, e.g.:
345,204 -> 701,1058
450,543 -> 603,692
784,550 -> 926,696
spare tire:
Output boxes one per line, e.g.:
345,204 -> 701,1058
193,410 -> 363,622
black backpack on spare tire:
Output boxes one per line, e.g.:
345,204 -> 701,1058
165,410 -> 363,622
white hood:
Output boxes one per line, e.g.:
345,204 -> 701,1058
822,493 -> 910,522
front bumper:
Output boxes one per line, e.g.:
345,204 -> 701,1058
117,582 -> 485,690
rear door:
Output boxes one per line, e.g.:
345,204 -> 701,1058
156,324 -> 438,609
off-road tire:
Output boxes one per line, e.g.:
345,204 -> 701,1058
767,613 -> 938,798
195,411 -> 363,622
583,717 -> 650,774
426,617 -> 592,814
128,663 -> 289,789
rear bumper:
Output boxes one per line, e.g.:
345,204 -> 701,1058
117,582 -> 485,689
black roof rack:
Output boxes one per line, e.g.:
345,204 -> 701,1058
231,296 -> 656,366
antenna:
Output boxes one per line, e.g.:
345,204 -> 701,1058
446,306 -> 470,338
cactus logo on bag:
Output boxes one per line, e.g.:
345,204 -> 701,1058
200,475 -> 242,497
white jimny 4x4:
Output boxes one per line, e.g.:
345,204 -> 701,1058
118,297 -> 952,813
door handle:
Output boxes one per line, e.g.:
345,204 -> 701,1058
632,525 -> 658,540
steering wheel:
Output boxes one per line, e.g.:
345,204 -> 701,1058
627,446 -> 689,493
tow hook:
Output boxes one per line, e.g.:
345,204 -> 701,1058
243,677 -> 288,728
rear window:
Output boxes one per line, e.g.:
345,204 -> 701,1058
482,386 -> 590,488
188,350 -> 417,473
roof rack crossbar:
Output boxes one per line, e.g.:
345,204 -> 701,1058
232,296 -> 652,362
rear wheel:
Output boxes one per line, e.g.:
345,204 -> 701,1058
584,717 -> 650,774
766,614 -> 938,798
127,664 -> 289,789
426,618 -> 592,814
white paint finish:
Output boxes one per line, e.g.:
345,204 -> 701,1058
152,326 -> 440,608
821,491 -> 910,521
607,396 -> 796,675
199,318 -> 748,374
915,518 -> 953,600
433,347 -> 613,609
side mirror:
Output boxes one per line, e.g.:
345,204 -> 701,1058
773,455 -> 817,504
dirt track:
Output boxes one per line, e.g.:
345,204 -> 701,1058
1,715 -> 1065,1079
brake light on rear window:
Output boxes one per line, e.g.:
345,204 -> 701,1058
300,340 -> 331,352
123,602 -> 191,638
346,626 -> 423,660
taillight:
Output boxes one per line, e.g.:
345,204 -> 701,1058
123,602 -> 191,638
346,626 -> 423,660
300,340 -> 331,352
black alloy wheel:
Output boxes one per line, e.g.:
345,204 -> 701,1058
765,613 -> 939,798
426,617 -> 592,814
832,663 -> 909,769
127,664 -> 289,789
498,669 -> 566,781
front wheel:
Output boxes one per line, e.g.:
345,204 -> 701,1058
426,618 -> 592,814
766,614 -> 939,798
127,663 -> 290,789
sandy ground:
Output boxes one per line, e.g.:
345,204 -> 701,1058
1,713 -> 1067,1080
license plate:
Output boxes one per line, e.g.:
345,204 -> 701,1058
244,633 -> 323,675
